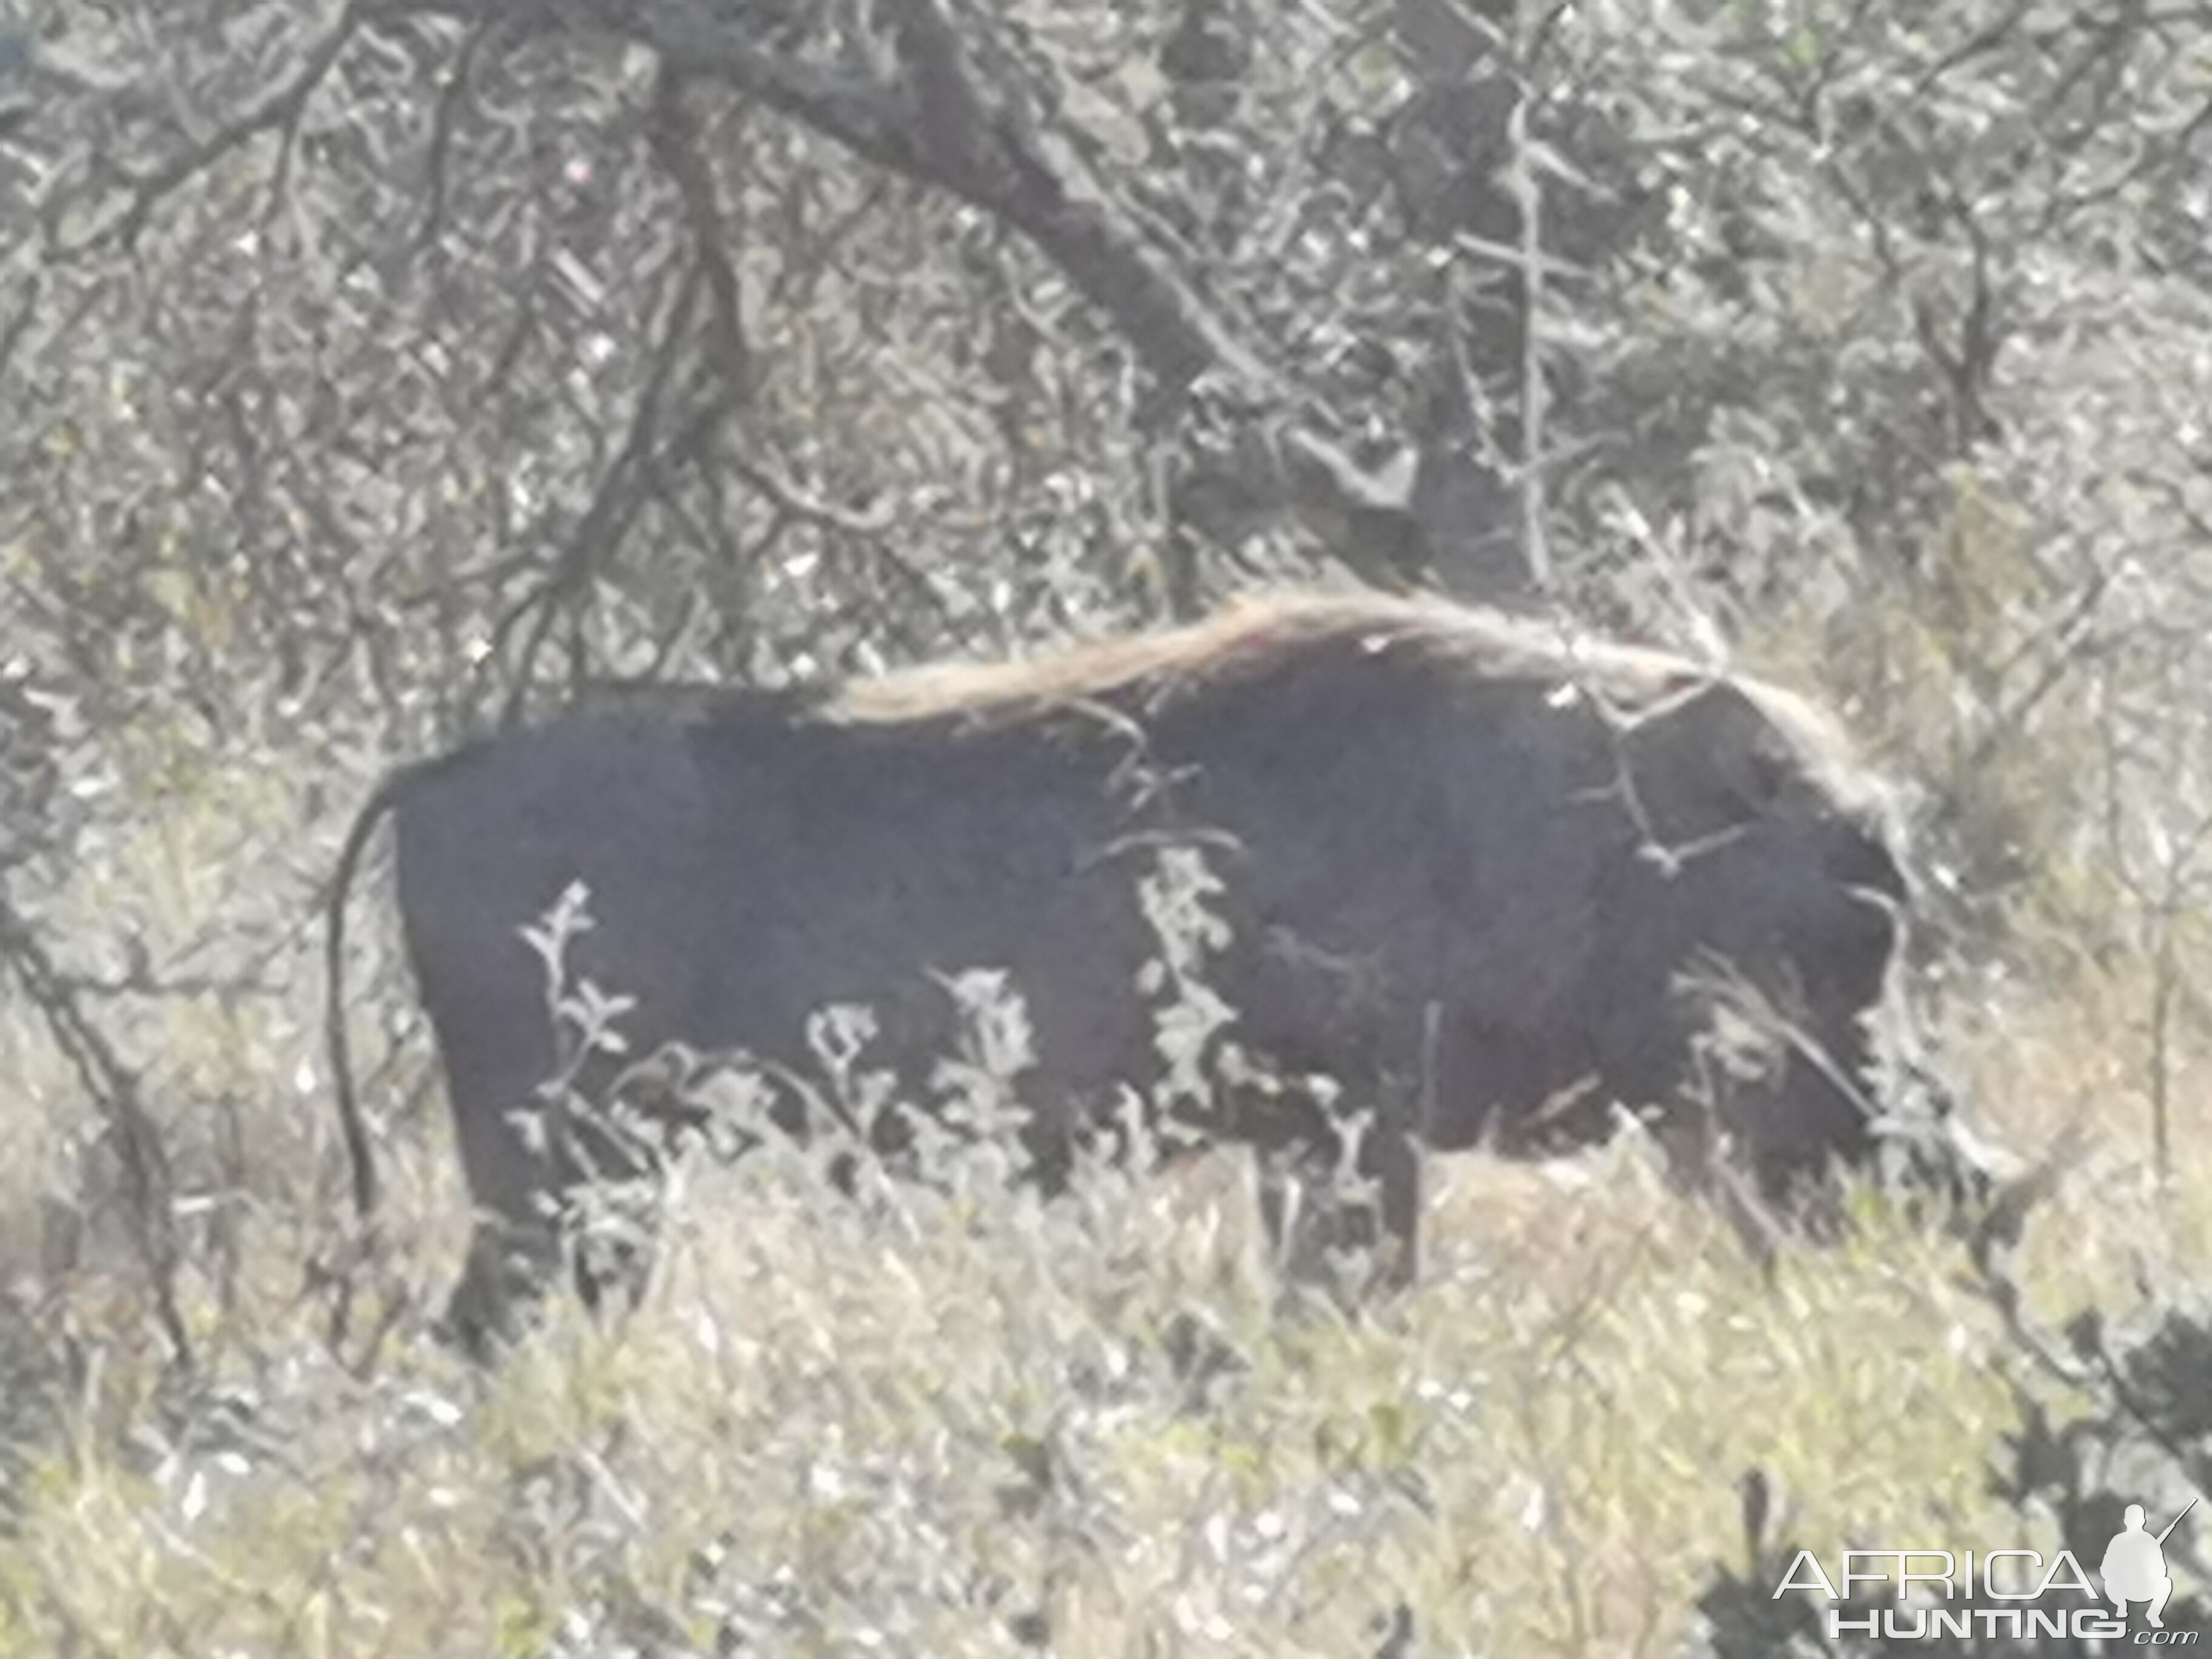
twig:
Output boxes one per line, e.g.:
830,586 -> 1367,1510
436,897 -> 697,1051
1508,84 -> 1551,594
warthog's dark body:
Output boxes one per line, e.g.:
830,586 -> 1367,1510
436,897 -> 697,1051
327,591 -> 1956,1350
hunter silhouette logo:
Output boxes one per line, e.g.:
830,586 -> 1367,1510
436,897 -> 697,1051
2102,1499 -> 2196,1630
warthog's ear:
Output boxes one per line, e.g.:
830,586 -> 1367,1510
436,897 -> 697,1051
1619,680 -> 1798,838
1695,691 -> 1808,820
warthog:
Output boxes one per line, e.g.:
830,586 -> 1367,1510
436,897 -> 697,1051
326,590 -> 1979,1352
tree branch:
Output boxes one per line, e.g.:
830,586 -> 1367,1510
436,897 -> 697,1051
528,0 -> 1427,574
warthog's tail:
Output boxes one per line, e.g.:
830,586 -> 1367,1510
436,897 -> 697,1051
324,760 -> 438,1223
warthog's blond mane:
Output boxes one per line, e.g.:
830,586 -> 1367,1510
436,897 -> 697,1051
831,590 -> 1671,717
826,588 -> 1892,825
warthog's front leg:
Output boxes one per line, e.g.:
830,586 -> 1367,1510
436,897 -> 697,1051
1253,1079 -> 1422,1299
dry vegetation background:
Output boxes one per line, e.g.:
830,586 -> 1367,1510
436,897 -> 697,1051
1,1 -> 2210,1654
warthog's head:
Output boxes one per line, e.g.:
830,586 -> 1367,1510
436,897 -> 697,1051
1583,669 -> 1964,1207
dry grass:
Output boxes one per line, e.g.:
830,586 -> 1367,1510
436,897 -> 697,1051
0,1142 -> 2052,1657
0,746 -> 2201,1658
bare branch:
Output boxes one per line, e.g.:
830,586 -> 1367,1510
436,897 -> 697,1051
647,71 -> 752,399
416,10 -> 495,249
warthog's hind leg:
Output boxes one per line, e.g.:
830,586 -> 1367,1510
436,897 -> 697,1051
438,1209 -> 565,1362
